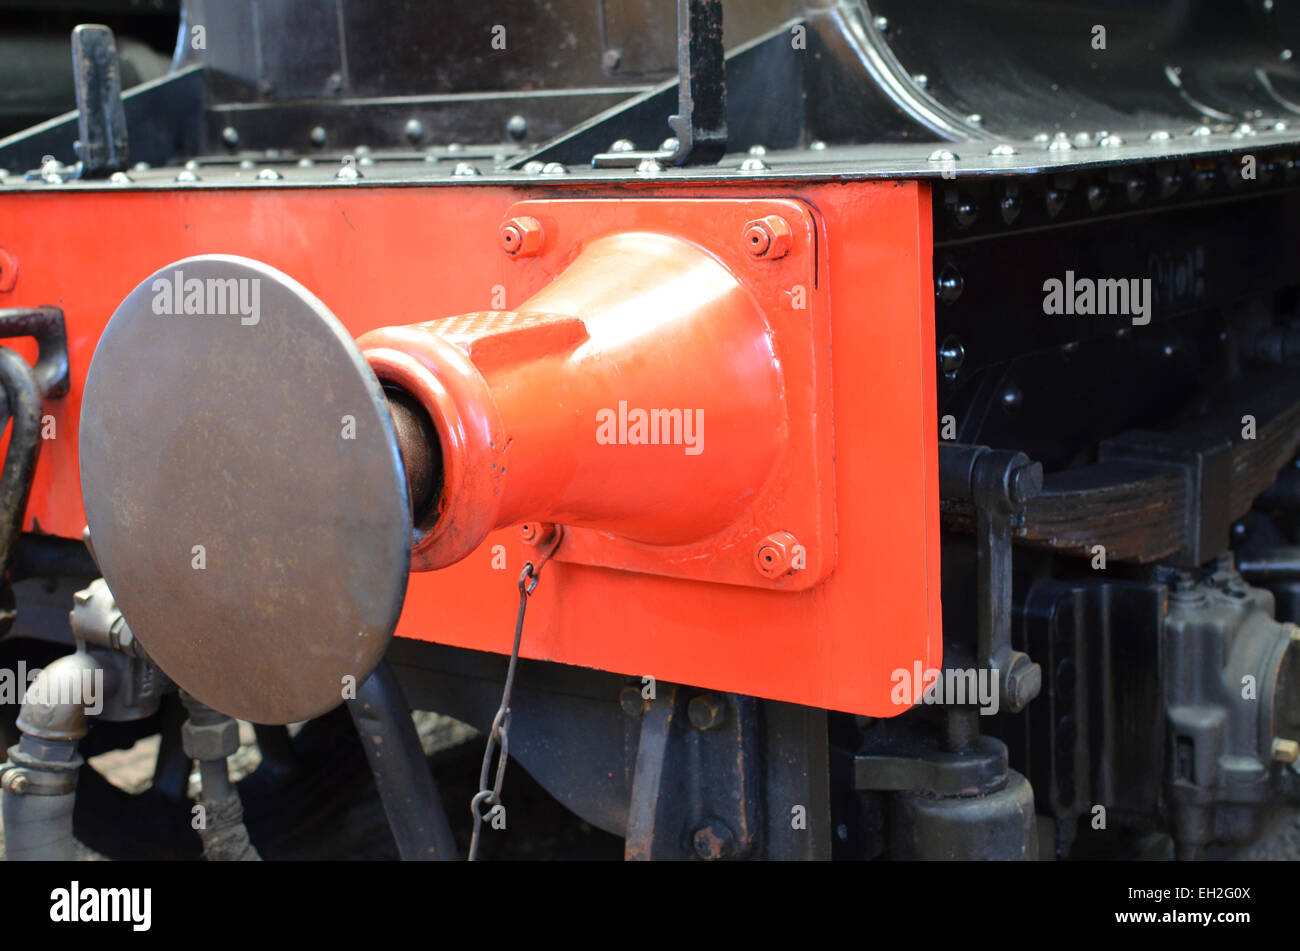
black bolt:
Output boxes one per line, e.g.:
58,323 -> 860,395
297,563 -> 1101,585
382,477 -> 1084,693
1044,188 -> 1066,217
1125,176 -> 1146,204
221,126 -> 239,149
403,118 -> 425,144
1001,384 -> 1022,413
951,198 -> 978,228
1086,183 -> 1107,212
309,126 -> 327,148
620,685 -> 646,718
603,48 -> 622,71
1004,655 -> 1042,711
935,263 -> 964,303
692,820 -> 736,860
938,336 -> 965,378
688,694 -> 725,730
1009,462 -> 1042,505
1000,186 -> 1021,224
506,115 -> 527,142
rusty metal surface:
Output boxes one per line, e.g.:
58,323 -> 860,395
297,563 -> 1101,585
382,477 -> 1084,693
79,255 -> 411,724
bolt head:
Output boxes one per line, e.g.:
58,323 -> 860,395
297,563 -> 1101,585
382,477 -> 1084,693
938,336 -> 965,377
499,216 -> 544,256
687,694 -> 726,730
1009,463 -> 1043,505
1273,738 -> 1300,764
519,521 -> 557,546
619,685 -> 646,717
754,530 -> 800,578
742,215 -> 793,260
936,263 -> 964,303
693,820 -> 736,860
1003,655 -> 1042,712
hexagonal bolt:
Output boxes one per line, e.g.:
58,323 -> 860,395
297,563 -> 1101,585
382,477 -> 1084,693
499,216 -> 544,256
687,693 -> 726,730
1273,737 -> 1300,764
1002,654 -> 1042,713
182,717 -> 240,761
741,215 -> 793,260
519,521 -> 558,545
619,685 -> 647,718
692,819 -> 736,860
753,530 -> 800,578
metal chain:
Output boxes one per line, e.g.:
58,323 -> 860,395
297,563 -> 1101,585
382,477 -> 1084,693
468,527 -> 561,861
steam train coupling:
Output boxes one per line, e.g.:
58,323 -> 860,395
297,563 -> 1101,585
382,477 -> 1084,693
0,0 -> 1299,877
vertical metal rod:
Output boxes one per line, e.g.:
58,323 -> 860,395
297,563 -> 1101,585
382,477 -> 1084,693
349,659 -> 458,861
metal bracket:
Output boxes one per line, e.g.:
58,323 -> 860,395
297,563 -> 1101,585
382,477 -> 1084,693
0,307 -> 70,398
71,24 -> 129,178
854,734 -> 1008,798
940,442 -> 1043,713
591,0 -> 726,168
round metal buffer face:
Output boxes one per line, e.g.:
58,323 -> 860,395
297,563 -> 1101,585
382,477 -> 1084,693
80,255 -> 412,724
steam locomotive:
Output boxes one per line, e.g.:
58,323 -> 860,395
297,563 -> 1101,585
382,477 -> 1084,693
0,0 -> 1297,863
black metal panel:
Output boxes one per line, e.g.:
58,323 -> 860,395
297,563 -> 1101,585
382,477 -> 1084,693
937,190 -> 1300,471
386,638 -> 831,859
0,64 -> 203,171
866,0 -> 1300,140
178,0 -> 796,100
994,577 -> 1165,858
509,22 -> 804,168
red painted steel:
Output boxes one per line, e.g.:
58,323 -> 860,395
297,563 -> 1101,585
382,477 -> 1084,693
0,179 -> 939,716
362,197 -> 833,590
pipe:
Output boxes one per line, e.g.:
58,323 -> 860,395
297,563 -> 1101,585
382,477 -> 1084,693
348,660 -> 458,860
1,651 -> 102,861
1,735 -> 81,860
180,693 -> 260,861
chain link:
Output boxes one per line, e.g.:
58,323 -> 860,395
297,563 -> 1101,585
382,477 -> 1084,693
467,527 -> 561,861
